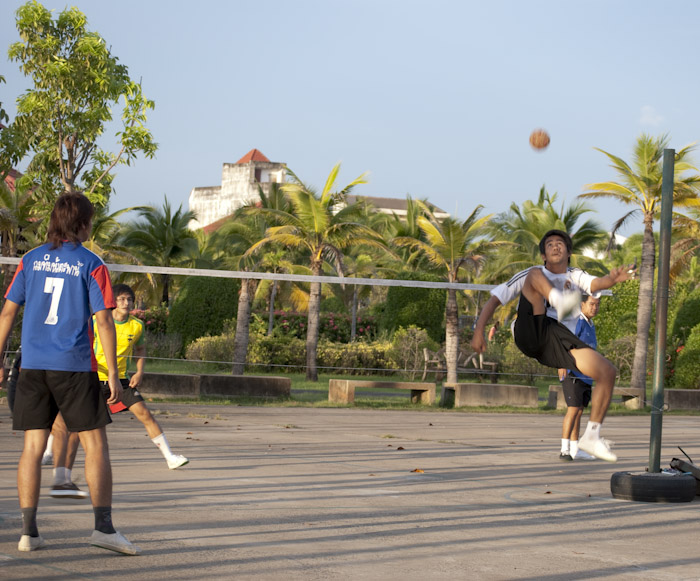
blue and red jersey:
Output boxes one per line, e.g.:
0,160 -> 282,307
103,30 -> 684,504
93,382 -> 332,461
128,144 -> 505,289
5,242 -> 115,372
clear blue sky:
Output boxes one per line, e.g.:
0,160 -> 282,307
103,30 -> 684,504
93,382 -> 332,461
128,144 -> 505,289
2,0 -> 699,236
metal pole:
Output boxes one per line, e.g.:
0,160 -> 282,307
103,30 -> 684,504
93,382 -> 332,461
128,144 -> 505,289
649,149 -> 674,472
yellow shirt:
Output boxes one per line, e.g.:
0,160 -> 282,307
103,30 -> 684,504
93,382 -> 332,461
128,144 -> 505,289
93,315 -> 145,380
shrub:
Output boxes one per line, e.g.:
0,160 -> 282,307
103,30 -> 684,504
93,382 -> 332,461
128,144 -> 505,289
670,288 -> 700,344
185,334 -> 234,369
263,311 -> 377,343
387,326 -> 438,379
247,335 -> 306,373
316,339 -> 397,375
145,331 -> 183,360
168,276 -> 240,347
595,280 -> 639,348
377,272 -> 446,342
131,304 -> 169,335
673,323 -> 700,389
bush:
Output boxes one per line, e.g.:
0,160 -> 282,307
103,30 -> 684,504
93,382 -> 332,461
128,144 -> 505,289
168,276 -> 240,347
316,339 -> 397,375
595,280 -> 639,348
377,272 -> 446,342
131,304 -> 169,335
145,331 -> 183,360
671,288 -> 700,343
263,311 -> 377,343
387,326 -> 438,379
247,335 -> 307,373
185,334 -> 234,367
673,323 -> 700,389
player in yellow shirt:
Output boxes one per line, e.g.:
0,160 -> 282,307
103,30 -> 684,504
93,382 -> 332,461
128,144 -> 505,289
93,284 -> 188,470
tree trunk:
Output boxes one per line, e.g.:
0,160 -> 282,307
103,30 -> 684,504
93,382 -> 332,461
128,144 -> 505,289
630,216 -> 656,397
350,285 -> 358,341
267,281 -> 278,336
306,273 -> 322,382
445,287 -> 459,384
161,273 -> 169,306
232,279 -> 256,375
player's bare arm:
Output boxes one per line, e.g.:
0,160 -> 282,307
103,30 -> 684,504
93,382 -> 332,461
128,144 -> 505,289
471,295 -> 503,354
94,309 -> 122,404
590,263 -> 636,293
0,300 -> 21,384
129,344 -> 146,388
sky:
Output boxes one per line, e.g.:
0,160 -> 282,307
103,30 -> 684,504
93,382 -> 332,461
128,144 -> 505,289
2,0 -> 700,237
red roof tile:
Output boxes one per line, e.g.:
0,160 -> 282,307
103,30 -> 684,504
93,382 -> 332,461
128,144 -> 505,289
235,149 -> 270,164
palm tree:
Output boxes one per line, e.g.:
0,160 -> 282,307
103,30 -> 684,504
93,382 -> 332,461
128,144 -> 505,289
244,163 -> 385,381
581,134 -> 700,392
670,205 -> 700,282
0,177 -> 37,296
119,197 -> 198,305
393,205 -> 500,383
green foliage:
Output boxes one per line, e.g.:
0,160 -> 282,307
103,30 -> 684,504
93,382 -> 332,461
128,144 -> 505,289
1,1 -> 157,204
670,287 -> 700,343
131,304 -> 169,335
185,334 -> 235,370
168,276 -> 240,347
315,339 -> 397,375
673,323 -> 700,389
266,310 -> 376,342
320,295 -> 348,313
378,272 -> 446,342
594,280 -> 639,348
387,326 -> 438,379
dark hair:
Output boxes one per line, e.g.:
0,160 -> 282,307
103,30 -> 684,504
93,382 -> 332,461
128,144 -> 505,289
538,229 -> 573,255
112,283 -> 135,301
47,192 -> 95,249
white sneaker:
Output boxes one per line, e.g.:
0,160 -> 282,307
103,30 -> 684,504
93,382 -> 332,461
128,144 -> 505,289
41,453 -> 53,466
18,534 -> 45,552
556,289 -> 582,321
574,449 -> 596,460
90,530 -> 141,555
578,434 -> 617,462
167,454 -> 189,470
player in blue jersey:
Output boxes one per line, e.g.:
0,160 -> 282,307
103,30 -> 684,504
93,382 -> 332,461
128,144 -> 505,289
559,294 -> 600,461
0,192 -> 140,555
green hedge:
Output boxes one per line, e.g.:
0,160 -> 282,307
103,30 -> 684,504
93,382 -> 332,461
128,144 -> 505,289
377,272 -> 446,342
673,322 -> 700,389
168,277 -> 240,347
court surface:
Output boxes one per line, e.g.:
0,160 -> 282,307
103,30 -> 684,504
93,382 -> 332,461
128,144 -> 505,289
1,403 -> 699,580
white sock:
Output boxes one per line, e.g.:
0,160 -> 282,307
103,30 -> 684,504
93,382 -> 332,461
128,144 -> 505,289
152,433 -> 173,459
570,440 -> 579,457
44,434 -> 54,457
583,422 -> 601,439
561,438 -> 570,454
52,467 -> 68,486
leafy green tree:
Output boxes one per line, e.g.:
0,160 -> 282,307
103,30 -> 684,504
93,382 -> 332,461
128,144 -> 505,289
120,197 -> 198,305
394,206 -> 499,383
581,134 -> 700,392
0,1 -> 157,206
244,164 -> 384,380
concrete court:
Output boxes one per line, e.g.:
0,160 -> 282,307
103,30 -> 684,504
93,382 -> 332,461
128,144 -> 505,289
1,402 -> 699,581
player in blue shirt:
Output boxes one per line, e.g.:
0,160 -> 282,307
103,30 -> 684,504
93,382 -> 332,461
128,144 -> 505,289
0,192 -> 140,555
559,294 -> 600,461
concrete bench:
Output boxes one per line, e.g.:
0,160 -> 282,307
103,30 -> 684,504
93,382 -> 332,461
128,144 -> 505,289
328,379 -> 436,405
547,384 -> 645,410
442,382 -> 538,408
139,372 -> 291,399
664,389 -> 700,411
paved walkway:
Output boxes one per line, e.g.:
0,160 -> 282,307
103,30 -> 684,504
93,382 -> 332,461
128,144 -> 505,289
1,403 -> 699,580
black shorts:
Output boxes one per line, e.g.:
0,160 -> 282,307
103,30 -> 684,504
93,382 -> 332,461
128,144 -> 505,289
562,375 -> 592,408
12,369 -> 111,432
514,295 -> 591,371
100,378 -> 145,413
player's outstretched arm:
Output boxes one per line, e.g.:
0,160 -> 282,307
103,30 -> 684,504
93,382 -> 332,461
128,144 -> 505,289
471,295 -> 502,354
590,263 -> 636,293
94,309 -> 123,404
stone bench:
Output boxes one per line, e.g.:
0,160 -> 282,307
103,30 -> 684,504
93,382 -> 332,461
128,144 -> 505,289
328,379 -> 436,405
441,382 -> 538,408
664,389 -> 700,411
547,384 -> 645,410
139,372 -> 291,399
